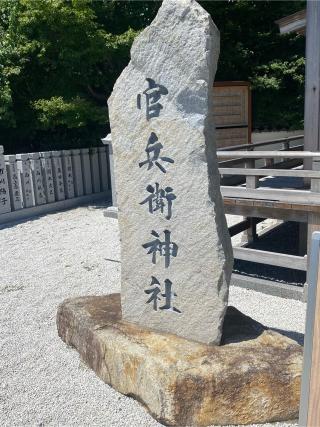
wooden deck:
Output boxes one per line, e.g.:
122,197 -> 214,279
217,135 -> 319,278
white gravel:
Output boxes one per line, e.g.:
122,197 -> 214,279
0,205 -> 306,427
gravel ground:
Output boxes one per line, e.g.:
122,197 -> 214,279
0,204 -> 306,427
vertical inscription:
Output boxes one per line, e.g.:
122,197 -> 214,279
40,152 -> 55,203
30,153 -> 46,205
5,155 -> 23,211
0,148 -> 11,213
137,78 -> 180,313
51,151 -> 65,201
62,150 -> 75,199
16,154 -> 35,208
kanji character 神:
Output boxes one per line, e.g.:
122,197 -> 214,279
142,229 -> 178,268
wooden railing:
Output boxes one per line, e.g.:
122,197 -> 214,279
217,148 -> 320,274
233,247 -> 307,271
218,151 -> 320,200
217,134 -> 304,152
217,135 -> 304,186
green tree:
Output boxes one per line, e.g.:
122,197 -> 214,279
0,0 -> 306,153
200,0 -> 306,130
0,0 -> 142,152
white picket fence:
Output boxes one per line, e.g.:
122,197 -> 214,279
0,146 -> 111,224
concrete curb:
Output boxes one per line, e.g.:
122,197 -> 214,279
231,273 -> 305,301
0,191 -> 111,227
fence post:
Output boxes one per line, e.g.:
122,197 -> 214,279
245,159 -> 258,189
5,154 -> 23,211
307,158 -> 320,283
243,158 -> 258,242
299,232 -> 320,426
98,146 -> 109,192
0,146 -> 12,214
29,152 -> 46,205
16,153 -> 35,208
51,151 -> 65,201
265,158 -> 274,168
109,140 -> 117,206
90,147 -> 101,193
61,150 -> 75,199
71,149 -> 84,197
40,151 -> 55,203
282,140 -> 290,151
102,134 -> 117,206
80,148 -> 92,195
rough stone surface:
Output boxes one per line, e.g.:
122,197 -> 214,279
108,0 -> 233,345
57,294 -> 302,427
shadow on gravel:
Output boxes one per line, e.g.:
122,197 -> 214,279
0,214 -> 43,230
233,221 -> 306,286
87,201 -> 111,210
270,327 -> 304,346
221,307 -> 304,346
0,201 -> 112,231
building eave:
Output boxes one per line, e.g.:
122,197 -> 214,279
275,9 -> 306,35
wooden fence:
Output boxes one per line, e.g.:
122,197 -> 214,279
217,148 -> 320,280
0,146 -> 111,223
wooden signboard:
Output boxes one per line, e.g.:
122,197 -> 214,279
300,231 -> 320,426
213,81 -> 251,148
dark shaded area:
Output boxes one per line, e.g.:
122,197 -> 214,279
201,0 -> 306,131
270,327 -> 304,346
233,221 -> 306,285
222,306 -> 304,346
221,305 -> 265,344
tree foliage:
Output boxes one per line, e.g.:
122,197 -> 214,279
0,0 -> 305,153
0,0 -> 142,152
200,0 -> 306,130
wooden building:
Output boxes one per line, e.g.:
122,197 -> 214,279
275,9 -> 306,35
213,81 -> 251,148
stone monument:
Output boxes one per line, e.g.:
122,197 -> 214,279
57,1 -> 302,425
108,0 -> 233,345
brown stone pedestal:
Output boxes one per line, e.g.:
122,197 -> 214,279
57,294 -> 302,426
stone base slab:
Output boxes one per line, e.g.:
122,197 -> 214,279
57,294 -> 302,426
103,206 -> 118,219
